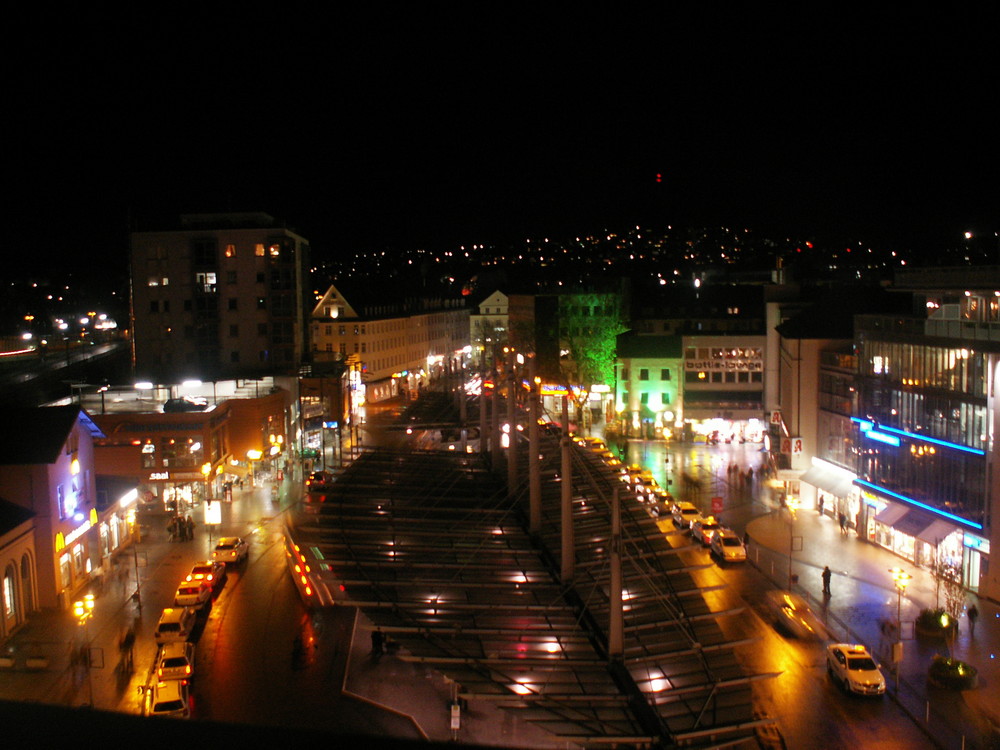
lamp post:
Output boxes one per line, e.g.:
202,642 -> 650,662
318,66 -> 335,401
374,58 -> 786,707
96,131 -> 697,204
889,566 -> 911,691
73,594 -> 96,706
787,496 -> 800,590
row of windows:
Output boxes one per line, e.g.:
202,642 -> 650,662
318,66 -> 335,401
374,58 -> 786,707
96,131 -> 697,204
193,239 -> 293,264
147,271 -> 269,288
178,324 -> 270,338
686,370 -> 763,384
861,381 -> 987,449
149,297 -> 270,314
622,391 -> 672,405
684,347 -> 763,360
622,368 -> 672,381
860,340 -> 987,398
857,436 -> 986,526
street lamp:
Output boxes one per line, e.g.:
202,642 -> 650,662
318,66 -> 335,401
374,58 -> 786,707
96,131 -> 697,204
787,496 -> 800,590
73,594 -> 96,706
889,566 -> 912,691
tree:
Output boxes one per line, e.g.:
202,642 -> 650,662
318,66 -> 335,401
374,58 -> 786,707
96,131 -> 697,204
558,293 -> 627,428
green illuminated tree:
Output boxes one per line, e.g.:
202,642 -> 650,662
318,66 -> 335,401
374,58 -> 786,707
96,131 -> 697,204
558,292 -> 627,390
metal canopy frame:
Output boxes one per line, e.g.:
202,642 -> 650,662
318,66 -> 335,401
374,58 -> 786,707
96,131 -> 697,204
289,395 -> 766,747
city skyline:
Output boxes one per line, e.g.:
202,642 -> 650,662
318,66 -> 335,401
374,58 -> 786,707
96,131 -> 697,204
7,9 -> 997,284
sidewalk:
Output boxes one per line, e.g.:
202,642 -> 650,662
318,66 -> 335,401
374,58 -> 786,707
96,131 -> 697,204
747,503 -> 1000,749
0,475 -> 296,713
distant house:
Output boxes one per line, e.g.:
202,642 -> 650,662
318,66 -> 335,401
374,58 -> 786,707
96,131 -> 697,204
310,282 -> 470,403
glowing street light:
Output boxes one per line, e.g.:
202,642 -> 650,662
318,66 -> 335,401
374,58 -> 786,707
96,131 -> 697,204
889,566 -> 912,690
73,594 -> 96,706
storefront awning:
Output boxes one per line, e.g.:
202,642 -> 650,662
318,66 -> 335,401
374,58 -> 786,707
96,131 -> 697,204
892,510 -> 935,537
874,503 -> 909,526
916,518 -> 959,546
800,465 -> 855,497
223,464 -> 249,478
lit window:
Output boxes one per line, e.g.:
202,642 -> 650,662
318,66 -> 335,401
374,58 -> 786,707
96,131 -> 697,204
225,244 -> 236,258
269,244 -> 281,257
255,243 -> 265,257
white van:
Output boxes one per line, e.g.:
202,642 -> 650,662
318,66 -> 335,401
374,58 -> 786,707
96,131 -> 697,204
154,607 -> 196,644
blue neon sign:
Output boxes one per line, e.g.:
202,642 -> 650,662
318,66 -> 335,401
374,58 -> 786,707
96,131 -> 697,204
853,478 -> 983,530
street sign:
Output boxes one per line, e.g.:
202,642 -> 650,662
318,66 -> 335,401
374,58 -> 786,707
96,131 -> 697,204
711,496 -> 723,513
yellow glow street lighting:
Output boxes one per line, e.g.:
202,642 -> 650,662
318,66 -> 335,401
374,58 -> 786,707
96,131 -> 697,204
889,567 -> 912,690
73,594 -> 96,706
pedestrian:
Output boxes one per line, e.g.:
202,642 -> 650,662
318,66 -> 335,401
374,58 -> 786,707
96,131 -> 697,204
185,515 -> 194,540
742,531 -> 750,549
838,512 -> 847,534
167,516 -> 177,541
967,603 -> 979,636
818,496 -> 824,516
371,627 -> 384,660
822,566 -> 832,596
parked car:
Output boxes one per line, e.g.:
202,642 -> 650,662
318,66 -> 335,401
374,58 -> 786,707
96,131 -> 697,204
145,678 -> 192,718
173,580 -> 211,610
710,529 -> 747,562
826,643 -> 886,696
212,536 -> 249,565
690,517 -> 723,546
186,560 -> 225,591
156,641 -> 196,681
163,396 -> 209,413
670,501 -> 703,530
154,607 -> 196,644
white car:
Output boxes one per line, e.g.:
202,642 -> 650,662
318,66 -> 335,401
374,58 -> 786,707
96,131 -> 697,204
710,529 -> 747,562
173,580 -> 211,610
156,641 -> 195,681
212,536 -> 249,565
690,517 -> 723,546
826,643 -> 886,696
186,560 -> 225,591
671,502 -> 703,530
146,679 -> 191,718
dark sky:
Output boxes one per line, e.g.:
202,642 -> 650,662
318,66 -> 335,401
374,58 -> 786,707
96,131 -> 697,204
7,8 -> 998,284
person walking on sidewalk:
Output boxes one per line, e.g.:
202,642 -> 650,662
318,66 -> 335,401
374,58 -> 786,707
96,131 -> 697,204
967,603 -> 979,636
822,566 -> 832,596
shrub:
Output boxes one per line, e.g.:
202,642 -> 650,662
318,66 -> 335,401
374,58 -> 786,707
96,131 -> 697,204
916,608 -> 957,636
927,655 -> 977,690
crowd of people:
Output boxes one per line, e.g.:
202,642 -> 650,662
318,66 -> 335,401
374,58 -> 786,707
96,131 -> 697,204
167,514 -> 195,541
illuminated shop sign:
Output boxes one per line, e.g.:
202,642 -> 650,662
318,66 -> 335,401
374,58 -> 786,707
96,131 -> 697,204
55,509 -> 99,551
964,534 -> 990,554
685,360 -> 762,371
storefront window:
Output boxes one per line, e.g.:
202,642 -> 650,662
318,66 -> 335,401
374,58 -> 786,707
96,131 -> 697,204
59,553 -> 72,589
3,567 -> 15,618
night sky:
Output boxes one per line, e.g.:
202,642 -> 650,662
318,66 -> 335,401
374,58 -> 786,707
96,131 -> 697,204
7,8 -> 998,286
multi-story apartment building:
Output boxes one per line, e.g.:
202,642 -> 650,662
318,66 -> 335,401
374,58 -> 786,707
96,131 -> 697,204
130,212 -> 311,381
851,267 -> 1000,599
310,283 -> 470,403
